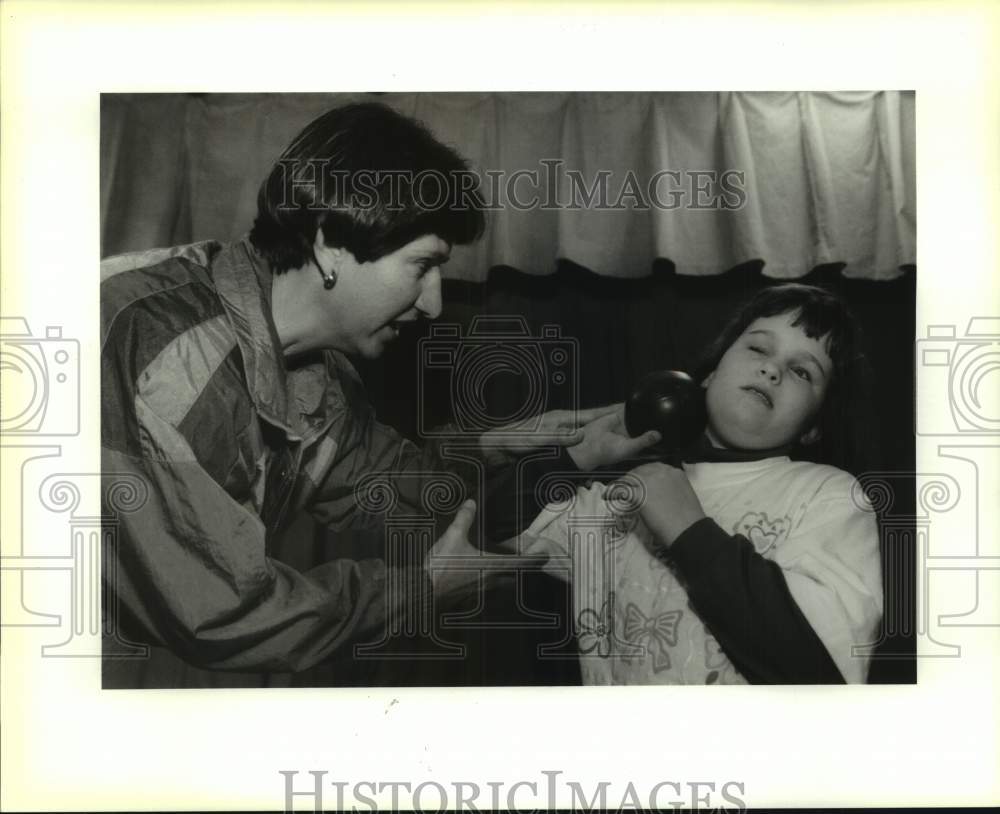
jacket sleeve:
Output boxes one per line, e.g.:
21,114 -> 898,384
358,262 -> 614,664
669,474 -> 883,684
101,341 -> 430,675
103,408 -> 431,674
305,352 -> 493,538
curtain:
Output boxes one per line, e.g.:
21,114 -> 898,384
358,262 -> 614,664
101,91 -> 915,281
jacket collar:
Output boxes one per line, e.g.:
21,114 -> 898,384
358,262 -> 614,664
209,238 -> 327,438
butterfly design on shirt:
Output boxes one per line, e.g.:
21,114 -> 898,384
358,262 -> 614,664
621,603 -> 683,674
732,512 -> 792,556
577,595 -> 616,658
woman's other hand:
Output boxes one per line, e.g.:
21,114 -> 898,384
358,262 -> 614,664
426,500 -> 549,600
624,462 -> 706,547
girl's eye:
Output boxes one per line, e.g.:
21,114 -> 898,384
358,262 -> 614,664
749,345 -> 764,354
793,367 -> 811,381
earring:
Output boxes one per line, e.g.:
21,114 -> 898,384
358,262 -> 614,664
311,247 -> 337,290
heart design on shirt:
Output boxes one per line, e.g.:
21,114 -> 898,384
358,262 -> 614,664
733,512 -> 791,556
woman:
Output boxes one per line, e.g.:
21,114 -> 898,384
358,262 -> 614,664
100,102 -> 657,687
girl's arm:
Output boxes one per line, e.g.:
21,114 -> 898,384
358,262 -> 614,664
631,463 -> 880,684
668,518 -> 845,683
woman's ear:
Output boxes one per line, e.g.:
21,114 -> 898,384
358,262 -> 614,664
312,227 -> 348,271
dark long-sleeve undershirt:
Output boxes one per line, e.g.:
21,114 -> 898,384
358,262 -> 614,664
668,517 -> 845,684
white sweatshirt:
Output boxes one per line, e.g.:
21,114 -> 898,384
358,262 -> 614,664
522,456 -> 883,684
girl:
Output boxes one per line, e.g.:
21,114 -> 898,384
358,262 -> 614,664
522,284 -> 884,684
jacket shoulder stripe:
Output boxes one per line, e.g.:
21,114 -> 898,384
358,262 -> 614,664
101,254 -> 219,346
101,242 -> 220,283
136,314 -> 237,427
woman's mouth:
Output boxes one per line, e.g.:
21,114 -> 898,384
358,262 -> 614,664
742,385 -> 773,408
382,318 -> 419,340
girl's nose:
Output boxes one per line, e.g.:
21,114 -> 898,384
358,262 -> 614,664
759,361 -> 780,383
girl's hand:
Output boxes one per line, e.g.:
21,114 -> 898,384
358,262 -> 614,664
624,462 -> 706,547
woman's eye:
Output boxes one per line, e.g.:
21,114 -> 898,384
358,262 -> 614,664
748,345 -> 764,354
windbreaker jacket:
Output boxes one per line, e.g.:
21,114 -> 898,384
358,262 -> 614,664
101,238 -> 475,673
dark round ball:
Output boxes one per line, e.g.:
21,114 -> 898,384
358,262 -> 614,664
624,370 -> 707,451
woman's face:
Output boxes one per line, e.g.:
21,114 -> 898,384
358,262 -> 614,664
703,312 -> 833,450
319,233 -> 450,359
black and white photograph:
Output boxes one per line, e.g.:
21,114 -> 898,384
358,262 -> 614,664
99,91 -> 916,690
3,3 -> 999,813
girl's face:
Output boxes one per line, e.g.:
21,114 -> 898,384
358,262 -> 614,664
703,311 -> 833,451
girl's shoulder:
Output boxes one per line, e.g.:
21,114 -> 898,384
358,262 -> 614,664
778,458 -> 855,486
768,458 -> 862,496
687,456 -> 852,488
768,460 -> 874,519
691,457 -> 866,512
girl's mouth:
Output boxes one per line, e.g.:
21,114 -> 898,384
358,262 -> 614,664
742,385 -> 773,408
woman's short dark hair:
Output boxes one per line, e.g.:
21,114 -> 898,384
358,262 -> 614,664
694,283 -> 876,474
250,102 -> 486,272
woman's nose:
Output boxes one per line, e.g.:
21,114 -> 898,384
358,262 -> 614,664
415,269 -> 442,320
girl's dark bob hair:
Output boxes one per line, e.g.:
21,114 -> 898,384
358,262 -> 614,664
694,283 -> 876,475
250,102 -> 486,272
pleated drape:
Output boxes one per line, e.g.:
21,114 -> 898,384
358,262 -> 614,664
101,91 -> 915,281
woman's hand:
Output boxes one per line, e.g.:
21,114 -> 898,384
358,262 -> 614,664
479,403 -> 660,469
426,500 -> 549,600
624,462 -> 706,547
564,405 -> 661,471
478,403 -> 621,464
